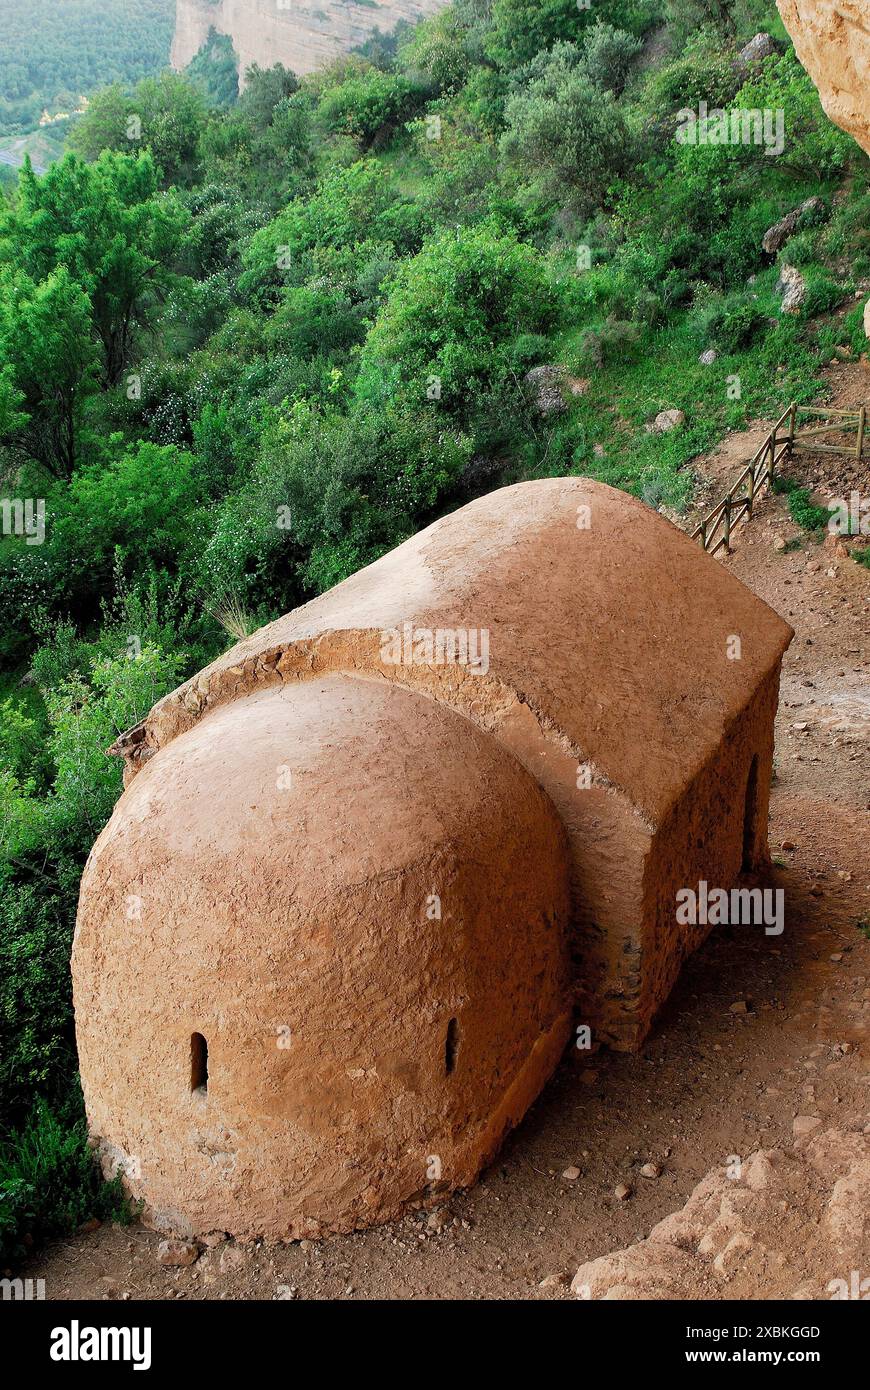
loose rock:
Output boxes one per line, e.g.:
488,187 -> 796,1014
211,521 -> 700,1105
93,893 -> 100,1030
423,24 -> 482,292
524,365 -> 569,416
157,1239 -> 199,1268
646,409 -> 686,434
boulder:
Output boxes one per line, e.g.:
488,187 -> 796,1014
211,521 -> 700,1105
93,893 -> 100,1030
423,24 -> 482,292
157,1239 -> 199,1267
736,33 -> 779,69
646,409 -> 686,434
572,1244 -> 697,1300
524,365 -> 568,416
762,197 -> 825,255
572,1131 -> 870,1299
777,264 -> 807,315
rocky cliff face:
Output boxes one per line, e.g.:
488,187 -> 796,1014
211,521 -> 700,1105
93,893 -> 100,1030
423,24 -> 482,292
172,0 -> 447,84
777,0 -> 870,156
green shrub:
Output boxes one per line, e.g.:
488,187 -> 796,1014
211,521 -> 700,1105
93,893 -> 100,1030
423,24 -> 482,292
578,317 -> 641,369
578,20 -> 643,95
358,221 -> 555,413
198,400 -> 473,606
643,33 -> 741,115
0,1094 -> 133,1266
239,160 -> 428,305
701,296 -> 769,352
398,8 -> 475,95
0,885 -> 77,1121
507,333 -> 552,372
734,51 -> 857,181
317,67 -> 422,145
798,268 -> 847,319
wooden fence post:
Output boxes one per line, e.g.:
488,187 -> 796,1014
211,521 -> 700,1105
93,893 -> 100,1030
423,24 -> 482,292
723,494 -> 732,550
788,401 -> 796,459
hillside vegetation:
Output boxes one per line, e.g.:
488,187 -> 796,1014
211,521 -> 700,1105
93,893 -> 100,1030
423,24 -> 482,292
1,0 -> 868,1260
0,0 -> 175,136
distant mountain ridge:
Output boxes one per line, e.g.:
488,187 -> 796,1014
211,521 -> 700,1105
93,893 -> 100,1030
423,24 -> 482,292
171,0 -> 448,83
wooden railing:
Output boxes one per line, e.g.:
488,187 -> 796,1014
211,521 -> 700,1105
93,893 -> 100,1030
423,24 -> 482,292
790,403 -> 866,458
692,401 -> 867,555
692,404 -> 795,555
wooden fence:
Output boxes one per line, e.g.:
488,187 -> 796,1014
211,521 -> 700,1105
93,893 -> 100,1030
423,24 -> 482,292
790,404 -> 866,458
692,401 -> 867,555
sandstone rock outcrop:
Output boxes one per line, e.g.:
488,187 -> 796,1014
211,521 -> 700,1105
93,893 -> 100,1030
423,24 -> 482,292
777,1 -> 870,156
171,0 -> 448,84
74,478 -> 793,1240
572,1129 -> 869,1299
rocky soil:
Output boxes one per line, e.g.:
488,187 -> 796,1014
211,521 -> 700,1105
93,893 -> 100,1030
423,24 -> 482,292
22,366 -> 869,1301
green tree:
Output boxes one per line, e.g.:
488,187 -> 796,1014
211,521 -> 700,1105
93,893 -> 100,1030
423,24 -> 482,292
239,160 -> 425,304
51,441 -> 205,588
1,151 -> 189,387
358,222 -> 555,412
199,400 -> 472,603
398,8 -> 476,95
500,44 -> 635,216
485,0 -> 587,69
198,89 -> 313,208
0,266 -> 98,478
187,29 -> 240,108
486,0 -> 654,69
69,72 -> 206,186
579,20 -> 643,95
317,66 -> 420,147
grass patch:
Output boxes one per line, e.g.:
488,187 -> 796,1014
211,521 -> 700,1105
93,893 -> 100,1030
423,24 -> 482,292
772,475 -> 831,531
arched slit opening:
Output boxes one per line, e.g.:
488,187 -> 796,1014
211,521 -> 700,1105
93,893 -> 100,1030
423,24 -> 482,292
191,1032 -> 208,1094
445,1018 -> 459,1076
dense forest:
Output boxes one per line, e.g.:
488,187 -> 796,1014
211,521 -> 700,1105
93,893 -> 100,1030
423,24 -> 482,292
0,0 -> 175,135
1,0 -> 869,1260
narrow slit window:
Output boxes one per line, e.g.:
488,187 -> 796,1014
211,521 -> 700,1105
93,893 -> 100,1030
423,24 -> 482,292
445,1018 -> 459,1076
742,755 -> 759,872
191,1032 -> 208,1093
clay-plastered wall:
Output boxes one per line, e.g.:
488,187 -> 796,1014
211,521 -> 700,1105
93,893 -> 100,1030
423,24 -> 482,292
638,664 -> 783,1043
117,624 -> 652,1047
75,677 -> 573,1239
777,0 -> 870,156
110,479 -> 792,1052
172,0 -> 449,83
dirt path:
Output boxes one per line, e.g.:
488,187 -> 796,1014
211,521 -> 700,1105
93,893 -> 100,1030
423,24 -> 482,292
24,372 -> 869,1301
